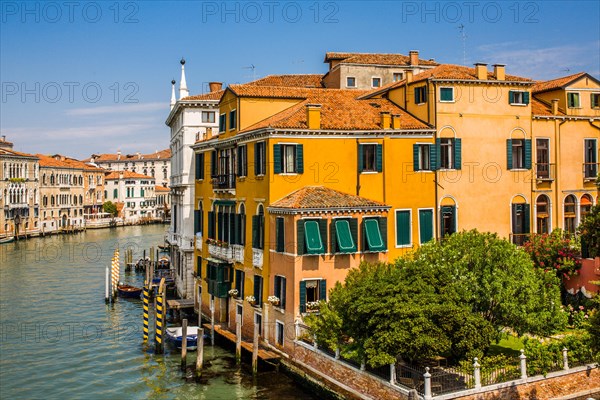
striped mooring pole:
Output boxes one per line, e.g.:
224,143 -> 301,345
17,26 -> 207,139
111,249 -> 120,299
155,278 -> 166,354
142,282 -> 150,341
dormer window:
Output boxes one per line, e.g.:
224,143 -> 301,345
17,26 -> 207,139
592,93 -> 600,108
567,92 -> 580,108
414,86 -> 427,104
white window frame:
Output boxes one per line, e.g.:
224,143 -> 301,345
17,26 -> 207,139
392,72 -> 403,82
417,143 -> 432,171
371,77 -> 381,88
439,87 -> 455,103
510,90 -> 528,106
275,320 -> 284,346
417,207 -> 435,245
202,111 -> 215,123
280,143 -> 298,174
346,76 -> 356,88
394,208 -> 412,248
439,138 -> 454,170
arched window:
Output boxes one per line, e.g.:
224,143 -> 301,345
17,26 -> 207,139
252,204 -> 265,249
580,194 -> 593,221
536,195 -> 550,234
564,195 -> 577,234
238,203 -> 246,246
440,197 -> 457,237
511,195 -> 530,245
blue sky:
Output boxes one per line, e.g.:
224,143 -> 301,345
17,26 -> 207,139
1,0 -> 599,159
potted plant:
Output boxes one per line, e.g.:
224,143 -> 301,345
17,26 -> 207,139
245,295 -> 256,306
306,301 -> 320,312
228,289 -> 239,297
268,295 -> 280,306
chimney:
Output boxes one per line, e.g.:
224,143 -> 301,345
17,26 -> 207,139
474,63 -> 488,80
117,150 -> 121,161
209,82 -> 223,92
406,70 -> 414,83
493,64 -> 506,81
409,50 -> 419,66
306,104 -> 322,130
1,135 -> 5,141
206,127 -> 213,138
380,111 -> 391,129
551,99 -> 559,115
392,114 -> 402,129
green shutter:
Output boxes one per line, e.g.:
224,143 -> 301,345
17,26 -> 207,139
254,275 -> 262,304
208,211 -> 215,239
229,213 -> 236,244
240,214 -> 245,245
508,90 -> 514,104
254,143 -> 259,175
364,219 -> 385,251
523,91 -> 530,105
299,281 -> 307,313
273,144 -> 281,174
304,220 -> 325,254
236,147 -> 242,177
320,280 -> 327,301
379,216 -> 387,251
375,144 -> 383,172
197,256 -> 202,277
429,144 -> 438,171
195,154 -> 202,179
252,215 -> 259,248
330,219 -> 338,253
413,144 -> 420,172
396,210 -> 411,246
506,139 -> 513,169
524,139 -> 532,170
419,209 -> 434,244
454,138 -> 462,170
296,144 -> 304,173
274,277 -> 280,304
276,217 -> 285,253
281,277 -> 286,310
232,213 -> 239,245
335,219 -> 357,253
423,87 -> 428,103
358,144 -> 364,172
258,215 -> 264,249
318,219 -> 328,253
297,220 -> 305,255
440,87 -> 453,101
211,151 -> 217,177
194,210 -> 201,235
523,204 -> 531,234
349,218 -> 358,250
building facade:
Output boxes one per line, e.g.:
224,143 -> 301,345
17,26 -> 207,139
83,164 -> 106,217
87,149 -> 171,187
104,171 -> 157,223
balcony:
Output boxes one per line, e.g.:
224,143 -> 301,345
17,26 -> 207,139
510,233 -> 530,246
231,244 -> 244,263
212,174 -> 236,191
535,163 -> 555,181
195,234 -> 203,251
208,242 -> 233,261
583,162 -> 599,181
252,248 -> 263,268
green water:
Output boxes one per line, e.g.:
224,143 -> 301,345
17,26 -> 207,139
0,225 -> 317,399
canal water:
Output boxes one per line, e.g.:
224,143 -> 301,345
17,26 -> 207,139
0,225 -> 318,399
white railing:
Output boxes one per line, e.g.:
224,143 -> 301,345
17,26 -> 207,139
195,234 -> 203,251
231,244 -> 244,263
208,243 -> 233,261
252,248 -> 263,268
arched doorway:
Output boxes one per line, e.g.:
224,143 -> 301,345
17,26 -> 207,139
536,195 -> 550,234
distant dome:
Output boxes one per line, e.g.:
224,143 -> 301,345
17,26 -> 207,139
180,58 -> 186,65
171,79 -> 176,85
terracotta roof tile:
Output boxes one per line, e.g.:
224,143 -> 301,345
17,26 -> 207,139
531,72 -> 587,93
324,52 -> 439,67
531,98 -> 566,116
87,149 -> 171,162
239,88 -> 430,132
37,154 -> 88,169
246,74 -> 324,88
410,64 -> 532,83
155,185 -> 170,192
270,186 -> 388,210
182,89 -> 225,101
228,85 -> 313,99
105,171 -> 155,180
0,148 -> 38,158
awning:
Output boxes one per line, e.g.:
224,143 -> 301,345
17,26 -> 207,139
335,219 -> 356,253
364,219 -> 385,251
581,196 -> 593,206
213,200 -> 236,207
206,257 -> 230,265
304,220 -> 324,254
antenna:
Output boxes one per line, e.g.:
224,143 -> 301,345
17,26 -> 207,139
242,64 -> 256,81
458,24 -> 467,66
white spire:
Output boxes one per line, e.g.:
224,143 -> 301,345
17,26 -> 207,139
170,79 -> 176,110
179,58 -> 189,99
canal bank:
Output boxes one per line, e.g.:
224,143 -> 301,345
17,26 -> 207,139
0,225 -> 318,399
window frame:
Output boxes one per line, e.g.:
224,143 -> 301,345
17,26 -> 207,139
333,218 -> 357,254
392,72 -> 403,82
371,77 -> 381,88
254,142 -> 266,176
346,76 -> 356,88
273,275 -> 286,310
591,93 -> 600,109
439,87 -> 454,103
414,86 -> 427,104
218,113 -> 226,132
229,109 -> 237,131
509,90 -> 529,106
567,92 -> 581,108
202,111 -> 215,123
394,209 -> 412,248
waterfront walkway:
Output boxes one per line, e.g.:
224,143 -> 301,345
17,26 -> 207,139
202,323 -> 281,361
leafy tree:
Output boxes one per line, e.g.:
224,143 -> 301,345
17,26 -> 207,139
578,204 -> 600,258
103,201 -> 117,217
523,229 -> 582,280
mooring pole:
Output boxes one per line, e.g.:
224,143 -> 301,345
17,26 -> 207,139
181,319 -> 188,371
155,278 -> 166,354
196,327 -> 204,377
252,322 -> 259,375
210,301 -> 215,346
142,282 -> 150,341
236,314 -> 242,364
105,266 -> 110,303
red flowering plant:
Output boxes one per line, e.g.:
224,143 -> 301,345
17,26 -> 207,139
523,229 -> 582,281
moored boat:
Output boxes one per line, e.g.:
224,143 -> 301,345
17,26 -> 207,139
165,326 -> 204,350
117,284 -> 143,298
0,236 -> 15,244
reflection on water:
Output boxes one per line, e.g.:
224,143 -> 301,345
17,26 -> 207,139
0,225 -> 316,399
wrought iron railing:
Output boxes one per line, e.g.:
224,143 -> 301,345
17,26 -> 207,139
212,174 -> 236,190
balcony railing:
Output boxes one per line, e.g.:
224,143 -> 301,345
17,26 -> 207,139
510,233 -> 530,246
252,248 -> 263,268
212,174 -> 236,190
208,243 -> 233,261
535,163 -> 555,181
195,234 -> 203,251
231,244 -> 244,263
583,162 -> 599,180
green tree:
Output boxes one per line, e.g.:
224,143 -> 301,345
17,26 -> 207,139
103,201 -> 117,217
578,204 -> 600,258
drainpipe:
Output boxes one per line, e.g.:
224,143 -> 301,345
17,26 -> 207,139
356,138 -> 361,196
433,81 -> 439,240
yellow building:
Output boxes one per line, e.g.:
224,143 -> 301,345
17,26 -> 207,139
191,76 -> 436,348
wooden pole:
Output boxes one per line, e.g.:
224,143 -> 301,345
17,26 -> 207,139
252,322 -> 259,375
181,319 -> 188,371
196,328 -> 204,377
236,314 -> 242,364
210,300 -> 215,346
105,266 -> 110,303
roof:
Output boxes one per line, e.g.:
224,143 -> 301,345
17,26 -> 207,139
0,148 -> 38,159
181,89 -> 225,101
87,149 -> 171,162
531,98 -> 565,116
155,185 -> 170,192
105,171 -> 155,180
410,64 -> 532,83
37,154 -> 88,169
228,84 -> 313,99
246,74 -> 324,88
324,52 -> 439,67
531,72 -> 588,94
239,87 -> 431,132
269,186 -> 388,211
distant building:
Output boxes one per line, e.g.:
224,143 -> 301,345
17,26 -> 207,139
86,149 -> 171,187
155,185 -> 170,221
104,171 -> 157,223
0,136 -> 40,239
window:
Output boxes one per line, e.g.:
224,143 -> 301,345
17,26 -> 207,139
202,111 -> 215,123
113,188 -> 117,198
372,77 -> 381,88
255,313 -> 262,335
506,139 -> 532,170
194,204 -> 203,236
363,217 -> 387,252
236,145 -> 247,177
235,269 -> 244,299
274,144 -> 303,174
419,209 -> 434,244
581,194 -> 593,220
346,77 -> 356,87
358,144 -> 382,173
440,205 -> 456,237
392,72 -> 403,82
229,109 -> 237,131
439,87 -> 454,102
206,260 -> 232,298
414,86 -> 427,104
511,203 -> 530,245
236,304 -> 243,324
536,195 -> 550,234
275,321 -> 284,346
218,113 -> 226,132
207,210 -> 216,239
275,217 -> 285,253
195,153 -> 204,180
254,142 -> 266,176
413,144 -> 437,171
297,219 -> 327,255
564,195 -> 576,234
592,93 -> 600,109
210,150 -> 217,178
331,218 -> 357,253
253,275 -> 263,307
299,279 -> 326,313
584,139 -> 597,179
438,138 -> 461,169
508,90 -> 530,105
567,92 -> 580,108
535,139 -> 550,179
273,275 -> 286,309
395,210 -> 411,247
251,206 -> 264,250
